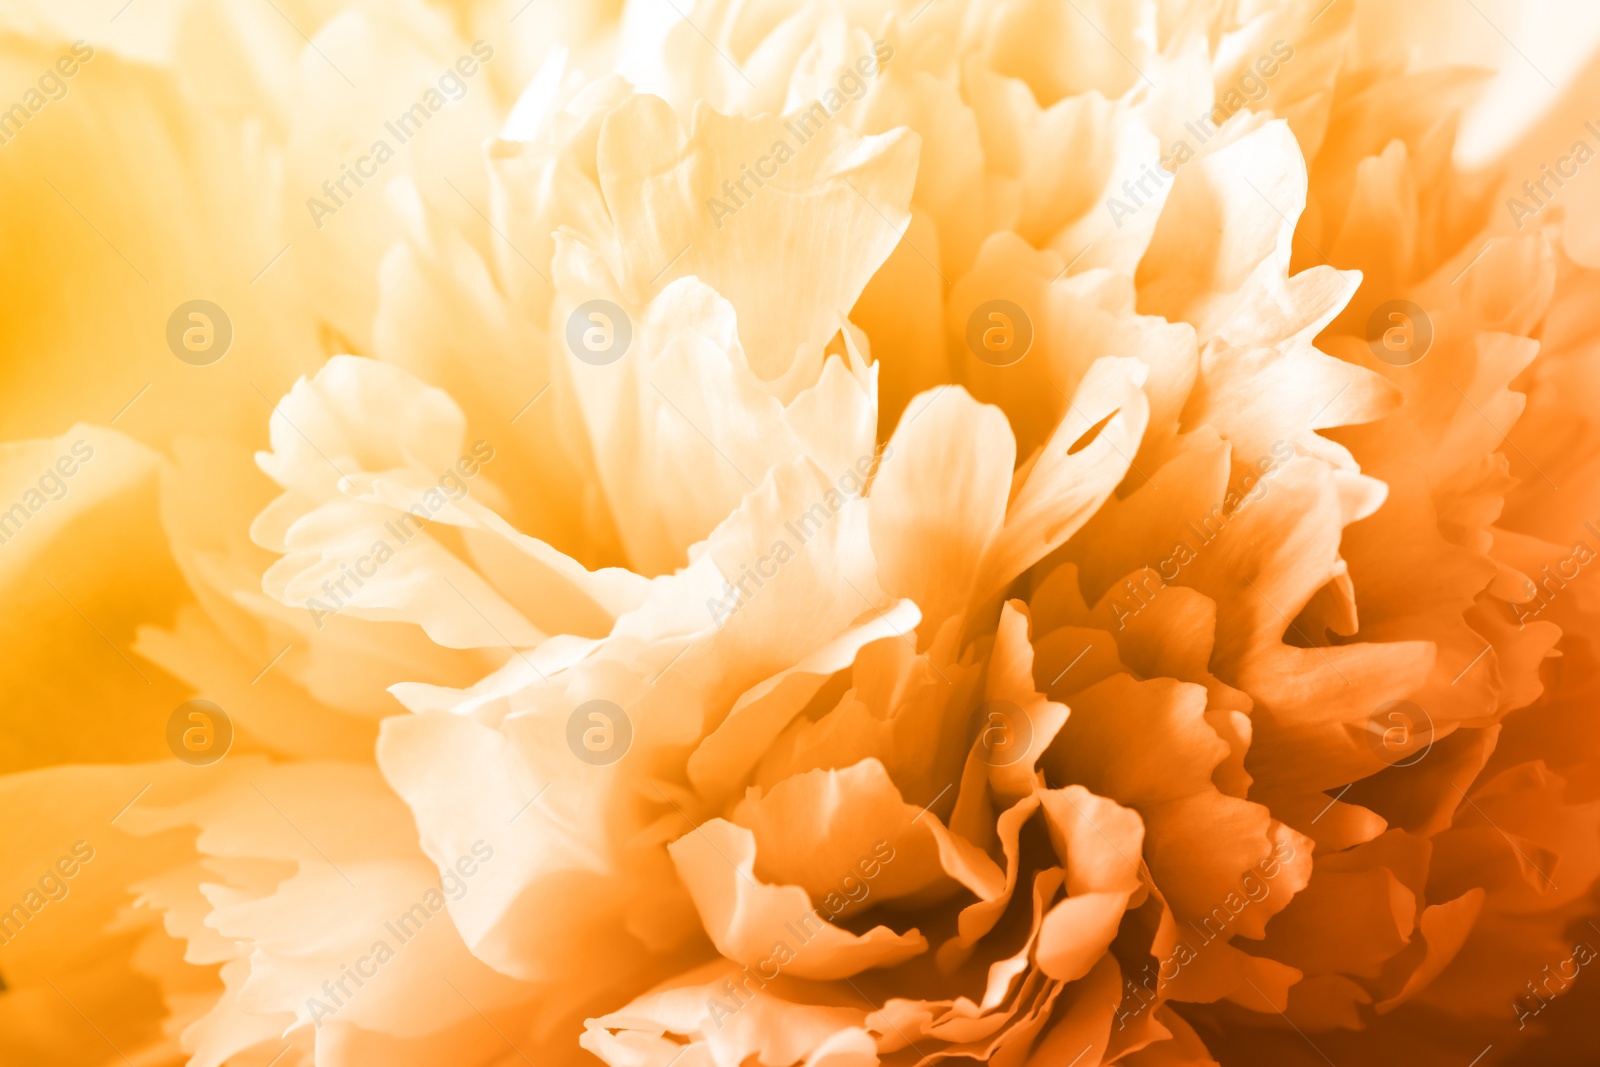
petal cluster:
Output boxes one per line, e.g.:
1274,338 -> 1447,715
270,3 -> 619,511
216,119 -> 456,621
3,2 -> 1600,1067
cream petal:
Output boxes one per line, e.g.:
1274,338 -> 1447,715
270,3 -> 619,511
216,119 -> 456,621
982,602 -> 1071,804
1036,786 -> 1145,983
591,94 -> 919,390
582,959 -> 872,1067
668,818 -> 927,980
1137,117 -> 1353,346
731,757 -> 1001,909
378,709 -> 652,991
279,5 -> 503,352
686,601 -> 921,800
977,357 -> 1150,600
869,386 -> 1014,639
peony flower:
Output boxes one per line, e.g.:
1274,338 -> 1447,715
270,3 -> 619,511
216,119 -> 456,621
3,1 -> 1600,1066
